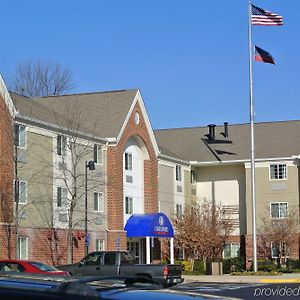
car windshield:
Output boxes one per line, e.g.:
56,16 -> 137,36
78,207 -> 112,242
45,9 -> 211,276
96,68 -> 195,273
30,262 -> 59,272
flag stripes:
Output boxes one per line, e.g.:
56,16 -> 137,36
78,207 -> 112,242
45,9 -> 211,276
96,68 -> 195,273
251,5 -> 283,26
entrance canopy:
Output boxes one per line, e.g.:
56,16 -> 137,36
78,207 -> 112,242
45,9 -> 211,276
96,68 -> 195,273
125,212 -> 174,238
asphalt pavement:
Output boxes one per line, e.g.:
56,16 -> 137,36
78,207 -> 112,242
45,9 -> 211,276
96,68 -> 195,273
183,273 -> 300,284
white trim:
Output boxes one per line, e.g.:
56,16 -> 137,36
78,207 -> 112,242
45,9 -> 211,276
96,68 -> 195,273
116,90 -> 159,156
159,153 -> 189,165
192,157 -> 296,167
0,74 -> 17,117
245,160 -> 294,169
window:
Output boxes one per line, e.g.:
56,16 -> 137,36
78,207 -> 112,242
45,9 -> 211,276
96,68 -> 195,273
120,252 -> 134,265
191,170 -> 197,183
14,181 -> 27,204
57,135 -> 67,157
17,237 -> 28,259
104,253 -> 116,265
94,144 -> 103,164
176,165 -> 182,181
94,192 -> 104,212
223,243 -> 240,259
176,204 -> 183,218
57,187 -> 68,207
96,239 -> 105,251
125,196 -> 133,214
270,164 -> 287,180
271,242 -> 289,258
15,124 -> 26,147
124,153 -> 132,171
82,252 -> 102,265
270,202 -> 288,218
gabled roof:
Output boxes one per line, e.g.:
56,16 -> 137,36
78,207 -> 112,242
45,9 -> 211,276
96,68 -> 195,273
154,120 -> 300,163
0,75 -> 17,116
10,89 -> 139,139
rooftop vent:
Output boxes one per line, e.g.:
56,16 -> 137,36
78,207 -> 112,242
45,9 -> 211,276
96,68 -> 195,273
207,124 -> 216,140
224,122 -> 229,138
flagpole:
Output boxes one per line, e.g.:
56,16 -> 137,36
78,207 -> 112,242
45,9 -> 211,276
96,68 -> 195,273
248,0 -> 257,272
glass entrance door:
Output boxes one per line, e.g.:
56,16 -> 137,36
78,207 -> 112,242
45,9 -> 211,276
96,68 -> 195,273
127,239 -> 141,263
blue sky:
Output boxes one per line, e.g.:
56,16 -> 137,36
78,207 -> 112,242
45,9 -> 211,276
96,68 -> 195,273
1,0 -> 299,129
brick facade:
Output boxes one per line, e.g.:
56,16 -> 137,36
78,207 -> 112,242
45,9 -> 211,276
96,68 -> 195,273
106,101 -> 158,250
0,95 -> 15,258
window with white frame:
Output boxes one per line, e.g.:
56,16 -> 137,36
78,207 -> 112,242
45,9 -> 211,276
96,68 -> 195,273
124,153 -> 132,171
14,181 -> 27,204
271,242 -> 289,258
17,237 -> 28,259
15,124 -> 26,148
270,164 -> 287,180
96,239 -> 105,251
57,135 -> 67,157
176,204 -> 183,218
94,192 -> 104,212
191,169 -> 197,183
94,144 -> 103,164
176,165 -> 182,181
270,202 -> 288,218
223,243 -> 240,259
57,186 -> 68,207
125,196 -> 133,214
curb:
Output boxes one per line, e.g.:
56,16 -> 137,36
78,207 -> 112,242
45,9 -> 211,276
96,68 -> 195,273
183,275 -> 300,284
261,279 -> 300,283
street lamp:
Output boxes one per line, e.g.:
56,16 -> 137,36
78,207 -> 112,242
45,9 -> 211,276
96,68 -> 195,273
85,160 -> 95,256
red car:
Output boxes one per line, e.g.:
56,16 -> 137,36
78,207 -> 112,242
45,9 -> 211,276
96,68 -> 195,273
0,260 -> 70,276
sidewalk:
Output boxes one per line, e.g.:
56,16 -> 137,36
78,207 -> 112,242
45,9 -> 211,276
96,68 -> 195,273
183,273 -> 300,284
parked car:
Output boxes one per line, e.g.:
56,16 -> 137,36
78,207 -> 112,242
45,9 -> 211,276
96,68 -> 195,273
0,274 -> 232,300
56,251 -> 182,286
0,259 -> 70,276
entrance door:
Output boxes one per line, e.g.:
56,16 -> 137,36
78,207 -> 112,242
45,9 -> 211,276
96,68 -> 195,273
127,239 -> 141,263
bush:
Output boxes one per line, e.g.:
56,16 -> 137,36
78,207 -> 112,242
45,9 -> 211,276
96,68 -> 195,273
223,257 -> 244,274
193,260 -> 205,275
177,260 -> 192,273
287,259 -> 300,271
257,260 -> 276,272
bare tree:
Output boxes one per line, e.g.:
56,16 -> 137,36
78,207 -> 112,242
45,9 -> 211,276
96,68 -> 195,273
257,208 -> 299,267
173,200 -> 234,270
11,60 -> 74,97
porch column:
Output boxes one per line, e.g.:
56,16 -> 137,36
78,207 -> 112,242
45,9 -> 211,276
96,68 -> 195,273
146,236 -> 151,264
170,237 -> 174,264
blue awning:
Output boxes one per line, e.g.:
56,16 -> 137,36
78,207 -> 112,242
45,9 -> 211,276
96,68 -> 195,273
124,213 -> 174,238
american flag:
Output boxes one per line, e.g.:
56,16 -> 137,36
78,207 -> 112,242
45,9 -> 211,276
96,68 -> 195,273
251,5 -> 283,26
255,46 -> 275,65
